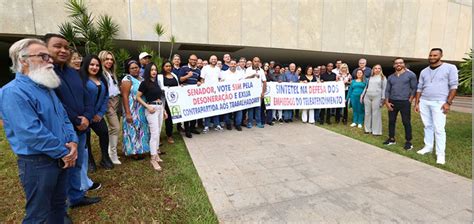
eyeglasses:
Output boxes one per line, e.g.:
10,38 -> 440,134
24,53 -> 52,62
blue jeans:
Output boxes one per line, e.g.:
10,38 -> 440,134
81,144 -> 93,191
67,132 -> 87,205
204,116 -> 220,127
283,110 -> 293,120
225,111 -> 243,127
247,107 -> 262,126
314,109 -> 321,123
18,154 -> 67,223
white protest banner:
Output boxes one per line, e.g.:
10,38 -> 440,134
165,79 -> 262,123
264,81 -> 345,109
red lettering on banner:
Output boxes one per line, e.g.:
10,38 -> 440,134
192,93 -> 234,105
273,97 -> 296,106
309,85 -> 327,94
187,87 -> 216,96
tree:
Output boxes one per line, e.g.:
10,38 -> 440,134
168,35 -> 177,61
459,49 -> 472,95
59,0 -> 119,55
154,23 -> 165,58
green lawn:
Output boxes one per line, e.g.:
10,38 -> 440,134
317,108 -> 472,178
0,125 -> 218,223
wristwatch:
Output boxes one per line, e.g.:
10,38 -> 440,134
447,101 -> 452,105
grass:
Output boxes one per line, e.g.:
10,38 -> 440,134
317,108 -> 472,179
0,124 -> 218,223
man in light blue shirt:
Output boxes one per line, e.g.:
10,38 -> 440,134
0,38 -> 78,223
414,48 -> 458,165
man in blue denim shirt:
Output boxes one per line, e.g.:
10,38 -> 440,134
0,38 -> 78,223
282,63 -> 299,122
45,33 -> 101,208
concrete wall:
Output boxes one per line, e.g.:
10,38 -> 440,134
1,0 -> 471,61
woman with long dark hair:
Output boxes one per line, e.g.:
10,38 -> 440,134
136,63 -> 168,171
159,61 -> 180,143
81,55 -> 114,171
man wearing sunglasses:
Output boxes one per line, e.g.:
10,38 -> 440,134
0,38 -> 78,223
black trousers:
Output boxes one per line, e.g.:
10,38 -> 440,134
343,90 -> 349,122
164,103 -> 173,137
184,120 -> 197,133
320,108 -> 341,123
388,99 -> 412,142
86,118 -> 109,160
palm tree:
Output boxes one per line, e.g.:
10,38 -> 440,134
154,23 -> 165,58
168,35 -> 177,61
459,49 -> 472,94
59,0 -> 119,55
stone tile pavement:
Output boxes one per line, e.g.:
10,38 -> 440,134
183,122 -> 472,223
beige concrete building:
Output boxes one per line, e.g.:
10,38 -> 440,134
0,0 -> 472,78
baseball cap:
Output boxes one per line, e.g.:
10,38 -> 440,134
139,52 -> 152,60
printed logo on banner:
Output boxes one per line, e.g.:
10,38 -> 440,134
265,85 -> 271,96
170,105 -> 182,119
166,90 -> 179,104
264,96 -> 271,106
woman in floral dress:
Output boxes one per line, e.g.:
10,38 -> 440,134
120,60 -> 150,158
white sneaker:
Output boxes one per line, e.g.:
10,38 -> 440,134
214,125 -> 223,131
202,126 -> 209,134
436,156 -> 445,165
357,124 -> 362,129
416,147 -> 433,155
350,123 -> 357,127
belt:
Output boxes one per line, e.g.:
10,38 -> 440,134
148,101 -> 163,105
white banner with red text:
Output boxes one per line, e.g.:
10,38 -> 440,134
165,79 -> 262,123
264,81 -> 346,109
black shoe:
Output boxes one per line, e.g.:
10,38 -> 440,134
99,159 -> 114,170
288,119 -> 293,122
383,138 -> 396,145
158,151 -> 166,155
404,142 -> 413,150
64,213 -> 73,224
70,196 -> 101,208
226,124 -> 232,130
185,132 -> 192,138
267,122 -> 274,126
284,120 -> 289,123
88,182 -> 102,191
236,126 -> 242,131
278,119 -> 284,123
177,125 -> 184,132
190,129 -> 200,134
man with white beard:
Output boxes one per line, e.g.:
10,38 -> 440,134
0,38 -> 78,223
44,33 -> 101,209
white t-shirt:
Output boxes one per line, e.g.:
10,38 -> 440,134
105,70 -> 120,97
200,65 -> 221,85
220,69 -> 244,82
244,67 -> 266,82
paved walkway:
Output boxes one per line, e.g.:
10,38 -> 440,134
184,123 -> 472,223
452,96 -> 472,113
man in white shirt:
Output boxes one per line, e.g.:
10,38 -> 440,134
220,59 -> 244,131
245,57 -> 267,128
332,59 -> 342,75
200,55 -> 223,133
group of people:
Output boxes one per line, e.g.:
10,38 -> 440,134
0,31 -> 458,223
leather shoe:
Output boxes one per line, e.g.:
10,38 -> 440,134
185,132 -> 192,138
70,196 -> 101,208
190,129 -> 200,134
